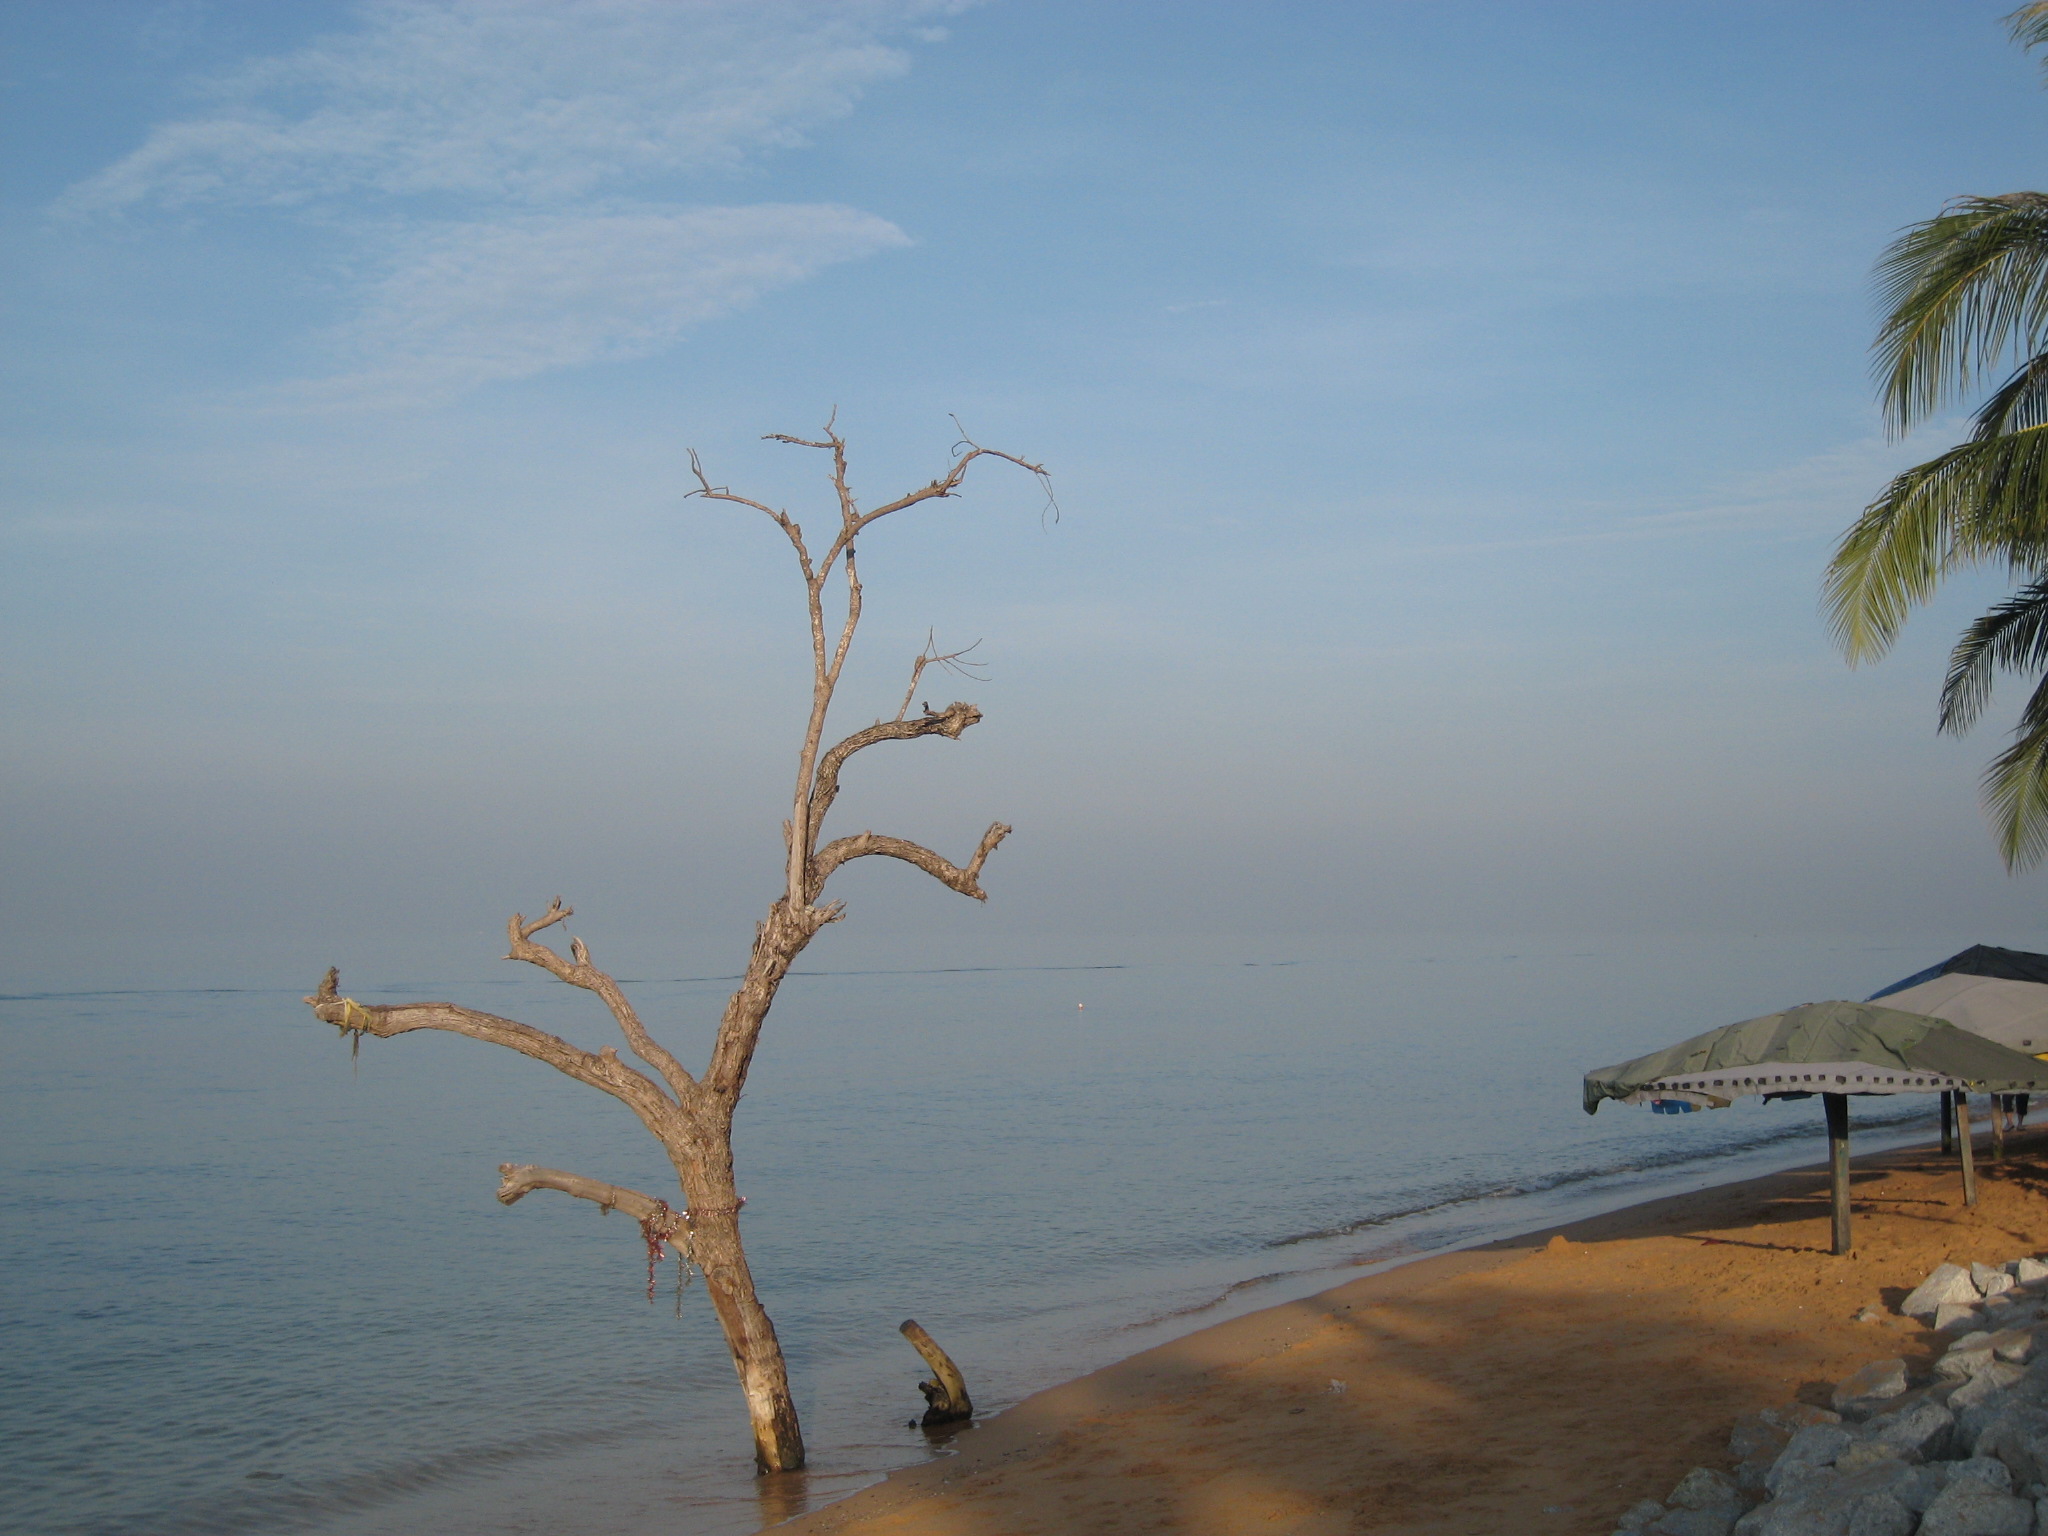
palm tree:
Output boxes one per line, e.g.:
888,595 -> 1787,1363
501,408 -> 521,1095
1825,3 -> 2048,869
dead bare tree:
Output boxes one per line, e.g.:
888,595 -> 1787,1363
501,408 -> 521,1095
304,421 -> 1048,1473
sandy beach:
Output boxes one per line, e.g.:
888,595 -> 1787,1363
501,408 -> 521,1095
776,1128 -> 2048,1536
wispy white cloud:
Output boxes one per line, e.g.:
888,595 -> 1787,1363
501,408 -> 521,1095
300,203 -> 909,405
65,0 -> 955,400
68,0 -> 959,212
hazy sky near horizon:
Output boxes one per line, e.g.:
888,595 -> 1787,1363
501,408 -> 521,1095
9,0 -> 2048,989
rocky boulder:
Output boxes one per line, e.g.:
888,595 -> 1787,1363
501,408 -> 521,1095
1915,1475 -> 2031,1536
1905,1265 -> 1982,1319
1835,1359 -> 1910,1417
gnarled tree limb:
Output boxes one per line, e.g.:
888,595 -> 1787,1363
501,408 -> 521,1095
809,822 -> 1012,901
810,702 -> 983,834
497,1162 -> 690,1243
306,967 -> 679,1130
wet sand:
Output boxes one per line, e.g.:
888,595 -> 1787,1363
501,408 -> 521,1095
771,1128 -> 2048,1536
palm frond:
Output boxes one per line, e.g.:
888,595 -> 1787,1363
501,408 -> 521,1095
1874,194 -> 2048,434
1850,6 -> 2048,870
1975,350 -> 2048,437
1983,670 -> 2048,869
2013,2 -> 2048,60
1940,577 -> 2048,734
1825,423 -> 2048,661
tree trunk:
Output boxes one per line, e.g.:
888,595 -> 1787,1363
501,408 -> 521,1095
492,1152 -> 804,1471
691,1205 -> 804,1471
672,1140 -> 805,1473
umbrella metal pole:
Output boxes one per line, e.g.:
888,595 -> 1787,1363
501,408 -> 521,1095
1958,1092 -> 1978,1208
1941,1091 -> 1954,1155
1824,1092 -> 1851,1256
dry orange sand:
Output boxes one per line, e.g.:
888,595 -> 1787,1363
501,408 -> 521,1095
772,1131 -> 2048,1536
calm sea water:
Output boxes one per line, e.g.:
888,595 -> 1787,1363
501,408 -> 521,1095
1,935 -> 1957,1536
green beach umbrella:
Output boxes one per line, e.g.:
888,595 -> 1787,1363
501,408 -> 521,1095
1582,1000 -> 2048,1255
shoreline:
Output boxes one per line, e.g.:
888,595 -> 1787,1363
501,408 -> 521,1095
1087,1108 -> 1947,1361
772,1126 -> 2048,1535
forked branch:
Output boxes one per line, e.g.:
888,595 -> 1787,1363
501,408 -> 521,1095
827,443 -> 1047,579
684,422 -> 1044,912
503,899 -> 699,1102
693,424 -> 1048,598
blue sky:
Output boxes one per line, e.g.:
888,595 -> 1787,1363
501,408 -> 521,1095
8,1 -> 2048,988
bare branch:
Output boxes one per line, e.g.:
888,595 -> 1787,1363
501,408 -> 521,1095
496,1162 -> 689,1241
504,910 -> 701,1103
808,821 -> 1012,902
849,444 -> 1052,541
686,448 -> 815,578
305,969 -> 680,1130
952,414 -> 1060,527
826,540 -> 863,701
769,418 -> 862,907
763,403 -> 840,452
498,1162 -> 677,1224
517,895 -> 572,941
728,423 -> 1047,908
809,701 -> 984,844
707,424 -> 1051,598
895,634 -> 986,722
765,422 -> 1049,591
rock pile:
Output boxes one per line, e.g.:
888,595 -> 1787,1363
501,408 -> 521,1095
1613,1257 -> 2048,1536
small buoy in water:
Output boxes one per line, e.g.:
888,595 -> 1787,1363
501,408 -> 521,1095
1078,1003 -> 1084,1009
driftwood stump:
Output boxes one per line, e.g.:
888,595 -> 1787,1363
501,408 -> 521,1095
899,1319 -> 973,1425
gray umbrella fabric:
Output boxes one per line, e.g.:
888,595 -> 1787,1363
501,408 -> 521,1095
1870,945 -> 2048,1057
1582,1000 -> 2048,1116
